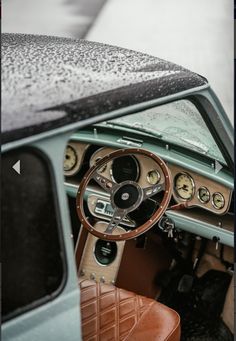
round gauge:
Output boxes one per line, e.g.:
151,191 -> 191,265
212,192 -> 225,210
94,239 -> 117,266
174,173 -> 195,200
111,155 -> 139,183
64,145 -> 77,171
95,157 -> 107,173
197,187 -> 210,204
147,170 -> 161,185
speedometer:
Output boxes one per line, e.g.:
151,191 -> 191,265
174,173 -> 195,200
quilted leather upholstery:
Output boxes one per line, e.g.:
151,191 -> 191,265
80,280 -> 180,341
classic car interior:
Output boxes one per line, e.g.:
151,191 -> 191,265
64,99 -> 234,340
2,33 -> 234,341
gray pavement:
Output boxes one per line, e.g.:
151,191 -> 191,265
87,0 -> 234,125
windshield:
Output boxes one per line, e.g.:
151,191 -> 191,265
106,99 -> 225,164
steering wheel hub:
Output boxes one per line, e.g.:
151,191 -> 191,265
113,182 -> 142,210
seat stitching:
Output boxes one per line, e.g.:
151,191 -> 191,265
123,301 -> 156,341
80,281 -> 180,341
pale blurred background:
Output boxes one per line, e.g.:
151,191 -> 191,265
2,0 -> 234,125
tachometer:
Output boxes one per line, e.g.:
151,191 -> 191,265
212,192 -> 225,210
174,173 -> 195,200
64,145 -> 77,171
197,187 -> 210,204
111,155 -> 139,183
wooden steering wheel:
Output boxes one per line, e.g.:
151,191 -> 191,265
76,148 -> 172,241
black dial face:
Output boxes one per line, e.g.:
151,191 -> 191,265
111,155 -> 139,183
94,239 -> 117,265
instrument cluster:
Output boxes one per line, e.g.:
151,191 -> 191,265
89,147 -> 165,189
172,168 -> 231,214
64,142 -> 232,215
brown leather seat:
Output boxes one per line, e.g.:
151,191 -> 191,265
80,280 -> 180,341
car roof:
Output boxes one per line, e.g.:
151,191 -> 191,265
2,33 -> 207,144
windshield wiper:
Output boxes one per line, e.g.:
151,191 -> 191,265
100,121 -> 163,139
96,121 -> 210,156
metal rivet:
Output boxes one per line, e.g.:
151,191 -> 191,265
100,276 -> 105,283
90,273 -> 96,280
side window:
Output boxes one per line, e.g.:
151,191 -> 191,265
2,148 -> 65,321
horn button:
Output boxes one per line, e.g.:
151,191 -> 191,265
113,183 -> 141,210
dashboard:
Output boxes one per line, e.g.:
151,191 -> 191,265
64,138 -> 233,247
64,141 -> 232,215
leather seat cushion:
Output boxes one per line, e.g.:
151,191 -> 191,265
80,279 -> 180,341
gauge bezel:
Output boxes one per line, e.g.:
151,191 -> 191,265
174,172 -> 195,201
197,186 -> 210,204
212,192 -> 225,210
110,155 -> 140,183
64,144 -> 78,172
146,169 -> 161,185
93,225 -> 126,266
93,239 -> 118,266
63,142 -> 89,177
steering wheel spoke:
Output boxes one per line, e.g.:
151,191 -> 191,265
142,182 -> 164,201
104,209 -> 127,234
92,171 -> 118,194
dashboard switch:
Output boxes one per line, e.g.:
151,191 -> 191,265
96,201 -> 105,209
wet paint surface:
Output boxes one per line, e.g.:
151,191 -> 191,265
2,33 -> 206,143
